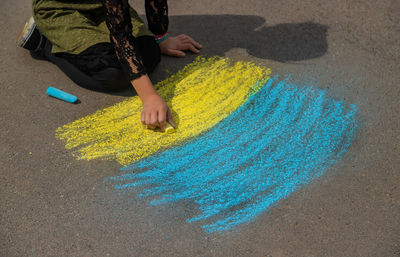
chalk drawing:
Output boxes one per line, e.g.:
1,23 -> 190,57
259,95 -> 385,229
56,57 -> 270,165
107,76 -> 358,233
56,57 -> 358,233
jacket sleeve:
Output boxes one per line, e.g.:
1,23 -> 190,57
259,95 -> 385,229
145,0 -> 169,36
102,0 -> 147,81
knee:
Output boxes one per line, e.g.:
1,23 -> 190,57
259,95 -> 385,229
136,36 -> 161,73
91,67 -> 131,92
142,48 -> 161,73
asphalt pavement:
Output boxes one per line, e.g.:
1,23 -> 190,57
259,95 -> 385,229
1,0 -> 399,256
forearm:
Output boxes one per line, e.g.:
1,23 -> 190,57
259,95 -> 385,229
145,0 -> 168,36
131,75 -> 159,102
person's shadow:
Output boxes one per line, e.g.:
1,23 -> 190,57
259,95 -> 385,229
147,15 -> 328,86
106,14 -> 328,99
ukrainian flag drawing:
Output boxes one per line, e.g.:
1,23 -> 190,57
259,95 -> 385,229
56,56 -> 358,233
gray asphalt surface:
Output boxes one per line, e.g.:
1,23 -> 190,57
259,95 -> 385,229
1,0 -> 399,256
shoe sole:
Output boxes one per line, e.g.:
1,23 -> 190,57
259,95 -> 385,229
17,17 -> 37,47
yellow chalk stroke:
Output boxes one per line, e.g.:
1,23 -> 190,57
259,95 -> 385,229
56,56 -> 271,165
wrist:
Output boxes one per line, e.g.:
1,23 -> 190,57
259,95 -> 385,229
155,32 -> 169,44
142,92 -> 161,105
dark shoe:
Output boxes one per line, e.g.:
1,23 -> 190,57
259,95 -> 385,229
16,17 -> 45,51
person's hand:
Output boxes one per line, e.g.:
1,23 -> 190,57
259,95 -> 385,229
159,34 -> 202,57
141,93 -> 175,132
131,75 -> 175,132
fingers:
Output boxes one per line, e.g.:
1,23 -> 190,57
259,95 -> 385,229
142,107 -> 169,131
176,34 -> 202,53
141,111 -> 145,125
167,49 -> 186,57
178,42 -> 200,53
142,110 -> 156,130
188,44 -> 200,54
158,110 -> 167,132
183,34 -> 203,49
146,111 -> 156,130
150,111 -> 158,128
167,108 -> 176,128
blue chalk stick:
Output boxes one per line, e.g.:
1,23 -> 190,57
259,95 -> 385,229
46,87 -> 78,103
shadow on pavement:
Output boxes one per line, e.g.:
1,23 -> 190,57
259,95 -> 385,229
171,15 -> 328,61
30,15 -> 328,96
146,15 -> 328,96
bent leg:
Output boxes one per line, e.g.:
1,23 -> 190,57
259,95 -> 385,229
42,36 -> 161,92
135,36 -> 161,74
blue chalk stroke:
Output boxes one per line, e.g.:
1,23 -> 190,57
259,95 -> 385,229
106,77 -> 358,233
